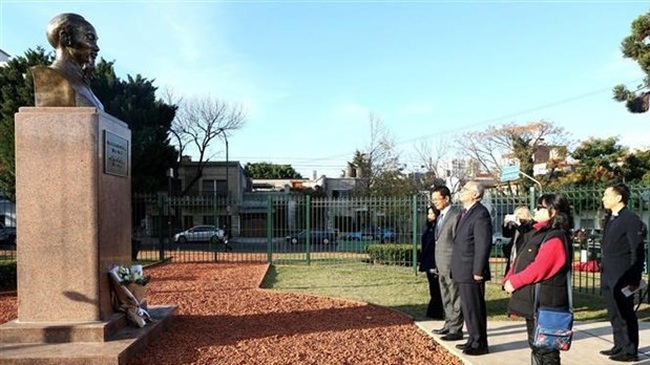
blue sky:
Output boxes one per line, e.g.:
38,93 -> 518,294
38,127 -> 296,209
1,1 -> 649,178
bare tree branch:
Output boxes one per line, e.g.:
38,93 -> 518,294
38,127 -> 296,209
173,95 -> 246,195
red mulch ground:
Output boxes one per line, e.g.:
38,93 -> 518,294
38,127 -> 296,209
0,262 -> 461,365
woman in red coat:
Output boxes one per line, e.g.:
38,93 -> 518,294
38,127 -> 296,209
503,193 -> 574,365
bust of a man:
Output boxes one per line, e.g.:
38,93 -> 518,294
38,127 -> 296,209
32,13 -> 104,111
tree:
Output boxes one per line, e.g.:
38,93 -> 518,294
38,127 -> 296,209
92,60 -> 178,193
624,149 -> 650,183
0,48 -> 178,199
413,139 -> 464,192
170,95 -> 246,196
613,10 -> 650,113
0,48 -> 53,201
546,137 -> 650,188
244,162 -> 302,179
347,114 -> 411,196
455,120 -> 569,192
563,137 -> 628,185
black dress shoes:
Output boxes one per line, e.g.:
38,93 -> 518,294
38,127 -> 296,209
463,347 -> 489,356
609,353 -> 639,362
600,347 -> 622,356
432,328 -> 449,335
455,343 -> 469,350
440,333 -> 463,341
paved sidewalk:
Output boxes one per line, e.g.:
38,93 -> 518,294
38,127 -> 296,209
416,320 -> 650,365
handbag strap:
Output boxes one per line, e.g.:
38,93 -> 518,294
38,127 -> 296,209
534,232 -> 573,313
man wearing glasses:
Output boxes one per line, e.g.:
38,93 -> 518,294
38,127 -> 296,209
450,181 -> 493,356
430,185 -> 464,341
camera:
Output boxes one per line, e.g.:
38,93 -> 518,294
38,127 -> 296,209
504,214 -> 520,226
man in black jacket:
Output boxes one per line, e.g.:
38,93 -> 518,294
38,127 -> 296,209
600,183 -> 646,362
451,181 -> 493,356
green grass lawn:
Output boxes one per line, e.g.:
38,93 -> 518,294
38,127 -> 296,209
260,262 -> 650,322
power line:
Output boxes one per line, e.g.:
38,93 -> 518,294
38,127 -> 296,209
393,78 -> 645,147
254,78 -> 644,166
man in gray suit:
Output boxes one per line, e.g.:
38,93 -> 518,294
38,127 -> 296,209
430,185 -> 464,341
451,180 -> 493,356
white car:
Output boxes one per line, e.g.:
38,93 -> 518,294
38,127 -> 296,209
174,225 -> 225,244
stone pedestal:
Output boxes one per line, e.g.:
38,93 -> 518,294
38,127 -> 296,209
3,107 -> 132,341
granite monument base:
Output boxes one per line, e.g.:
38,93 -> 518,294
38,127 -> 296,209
0,107 -> 174,363
0,305 -> 177,365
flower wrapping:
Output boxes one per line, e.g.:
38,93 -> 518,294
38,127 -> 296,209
108,265 -> 151,327
127,282 -> 147,303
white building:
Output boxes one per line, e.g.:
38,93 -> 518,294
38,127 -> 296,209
0,49 -> 10,67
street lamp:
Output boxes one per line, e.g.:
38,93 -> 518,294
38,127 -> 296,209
217,128 -> 230,227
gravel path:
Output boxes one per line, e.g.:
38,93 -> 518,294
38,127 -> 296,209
0,262 -> 461,365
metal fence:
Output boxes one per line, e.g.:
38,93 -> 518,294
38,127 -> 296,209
3,184 -> 650,296
127,183 -> 650,296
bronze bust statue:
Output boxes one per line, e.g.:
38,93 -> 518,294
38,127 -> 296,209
32,13 -> 104,110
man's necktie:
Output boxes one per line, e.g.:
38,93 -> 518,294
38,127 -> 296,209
436,214 -> 444,236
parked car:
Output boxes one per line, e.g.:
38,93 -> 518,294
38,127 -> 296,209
342,227 -> 395,242
491,234 -> 511,257
492,234 -> 512,246
0,224 -> 16,245
285,230 -> 337,245
174,225 -> 225,244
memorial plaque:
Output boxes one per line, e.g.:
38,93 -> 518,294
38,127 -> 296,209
104,131 -> 129,177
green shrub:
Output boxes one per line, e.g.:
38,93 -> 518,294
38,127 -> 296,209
0,261 -> 17,291
366,243 -> 419,266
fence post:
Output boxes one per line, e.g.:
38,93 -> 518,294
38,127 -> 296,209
412,194 -> 418,275
646,210 -> 650,304
266,196 -> 273,264
157,193 -> 165,262
528,186 -> 536,213
306,195 -> 311,266
212,195 -> 218,263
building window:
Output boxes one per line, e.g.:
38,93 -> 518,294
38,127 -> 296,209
202,179 -> 227,197
203,215 -> 216,225
332,190 -> 348,198
183,216 -> 194,230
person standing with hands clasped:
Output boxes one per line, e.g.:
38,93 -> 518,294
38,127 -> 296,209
451,181 -> 493,356
599,184 -> 646,362
503,194 -> 573,365
418,205 -> 444,319
430,185 -> 464,341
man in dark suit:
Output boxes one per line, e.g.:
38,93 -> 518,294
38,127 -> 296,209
451,181 -> 493,356
599,183 -> 646,362
430,185 -> 464,340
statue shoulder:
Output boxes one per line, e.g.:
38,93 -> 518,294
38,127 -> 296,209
31,66 -> 103,110
31,66 -> 77,107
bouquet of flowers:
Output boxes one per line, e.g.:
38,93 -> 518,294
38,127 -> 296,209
108,264 -> 151,328
116,265 -> 151,302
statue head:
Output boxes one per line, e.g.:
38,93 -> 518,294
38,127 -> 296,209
32,13 -> 104,109
46,13 -> 99,85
